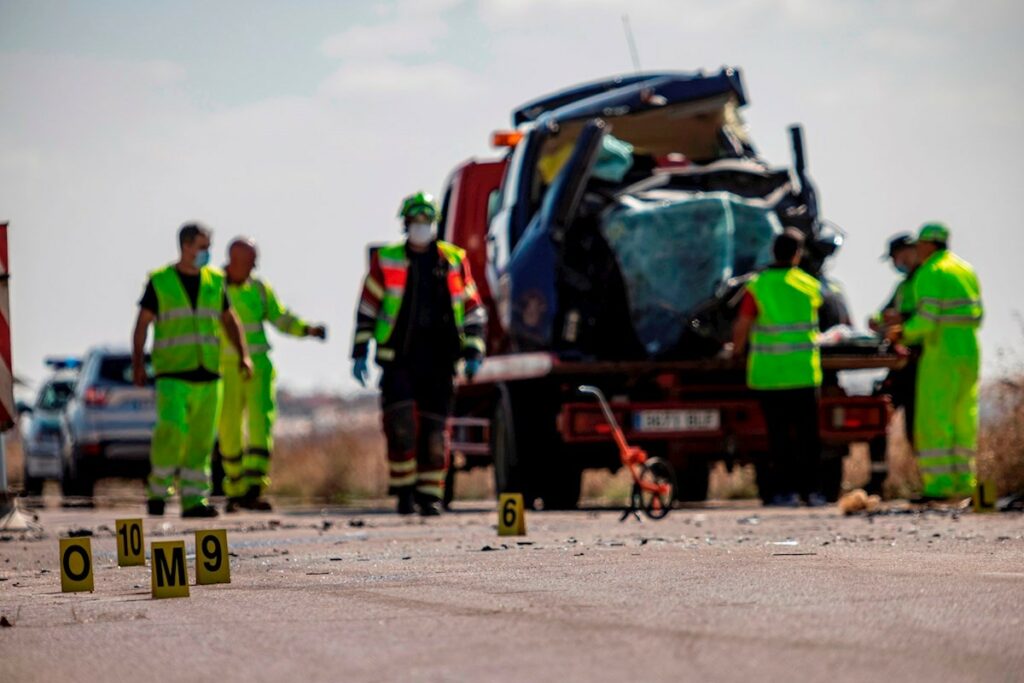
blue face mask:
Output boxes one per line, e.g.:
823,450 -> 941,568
194,249 -> 211,268
895,263 -> 910,275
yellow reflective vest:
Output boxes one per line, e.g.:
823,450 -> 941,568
150,265 -> 223,376
746,267 -> 823,390
221,277 -> 307,363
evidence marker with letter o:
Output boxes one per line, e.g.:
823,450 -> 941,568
151,540 -> 190,599
115,518 -> 146,567
498,493 -> 527,537
194,529 -> 230,585
59,537 -> 95,593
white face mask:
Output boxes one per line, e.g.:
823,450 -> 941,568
407,222 -> 435,246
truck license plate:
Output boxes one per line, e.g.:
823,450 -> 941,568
633,410 -> 720,433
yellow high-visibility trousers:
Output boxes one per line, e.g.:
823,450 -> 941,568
914,354 -> 979,498
218,355 -> 276,498
149,378 -> 222,510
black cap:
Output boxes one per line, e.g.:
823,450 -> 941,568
883,233 -> 915,260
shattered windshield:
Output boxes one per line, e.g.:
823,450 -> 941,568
601,190 -> 780,356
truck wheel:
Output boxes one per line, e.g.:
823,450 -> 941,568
492,384 -> 522,497
539,462 -> 582,511
673,458 -> 710,502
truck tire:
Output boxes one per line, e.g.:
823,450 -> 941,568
539,461 -> 582,511
673,458 -> 710,502
493,382 -> 572,509
492,384 -> 522,498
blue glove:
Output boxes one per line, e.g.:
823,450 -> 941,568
352,357 -> 369,387
464,358 -> 482,382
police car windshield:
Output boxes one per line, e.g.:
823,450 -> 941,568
37,380 -> 74,411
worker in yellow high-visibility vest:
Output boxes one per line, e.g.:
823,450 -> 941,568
220,238 -> 326,512
888,223 -> 983,500
132,223 -> 252,518
733,228 -> 825,507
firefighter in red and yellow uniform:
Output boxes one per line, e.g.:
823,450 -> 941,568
351,192 -> 487,516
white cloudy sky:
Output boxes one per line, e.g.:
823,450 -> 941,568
1,0 -> 1022,394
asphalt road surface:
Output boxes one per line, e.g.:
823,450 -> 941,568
2,501 -> 1023,683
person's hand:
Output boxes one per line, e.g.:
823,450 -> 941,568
885,325 -> 903,344
464,358 -> 482,382
239,355 -> 255,380
717,342 -> 735,360
306,324 -> 327,340
132,359 -> 147,388
352,357 -> 369,387
882,310 -> 903,327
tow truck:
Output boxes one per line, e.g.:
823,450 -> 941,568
436,69 -> 900,508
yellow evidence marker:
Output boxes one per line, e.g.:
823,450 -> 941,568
59,537 -> 95,593
974,479 -> 998,513
115,518 -> 146,566
194,529 -> 230,585
151,540 -> 190,599
498,493 -> 527,537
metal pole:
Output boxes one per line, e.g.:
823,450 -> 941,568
0,430 -> 7,493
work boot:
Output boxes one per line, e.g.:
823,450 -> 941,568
765,492 -> 801,508
415,491 -> 442,517
225,497 -> 245,513
805,492 -> 828,508
418,500 -> 442,517
182,503 -> 219,518
396,488 -> 416,516
147,499 -> 165,517
244,485 -> 273,512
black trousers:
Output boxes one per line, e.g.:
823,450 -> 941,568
758,387 -> 822,498
379,364 -> 454,501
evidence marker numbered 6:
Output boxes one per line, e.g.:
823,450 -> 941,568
498,493 -> 527,537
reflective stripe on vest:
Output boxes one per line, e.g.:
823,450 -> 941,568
917,296 -> 983,325
150,265 -> 223,375
372,241 -> 469,359
746,267 -> 822,390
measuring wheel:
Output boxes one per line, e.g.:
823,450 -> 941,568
631,456 -> 677,520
